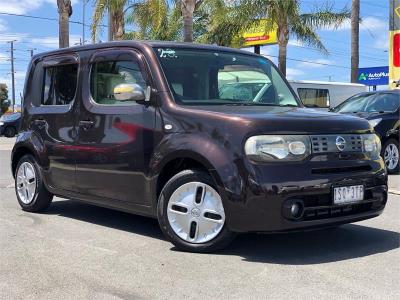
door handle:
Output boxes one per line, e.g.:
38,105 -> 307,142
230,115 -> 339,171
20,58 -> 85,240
32,118 -> 46,128
79,120 -> 94,130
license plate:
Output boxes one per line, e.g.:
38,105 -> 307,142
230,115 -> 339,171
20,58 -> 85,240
334,185 -> 364,205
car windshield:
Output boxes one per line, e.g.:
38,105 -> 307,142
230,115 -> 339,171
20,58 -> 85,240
155,47 -> 299,106
335,93 -> 400,113
0,113 -> 20,121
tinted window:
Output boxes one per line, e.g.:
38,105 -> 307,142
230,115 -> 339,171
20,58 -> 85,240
42,64 -> 78,106
297,88 -> 330,108
335,93 -> 400,113
90,60 -> 146,105
367,94 -> 399,112
155,48 -> 298,107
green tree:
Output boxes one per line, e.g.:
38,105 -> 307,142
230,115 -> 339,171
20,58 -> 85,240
180,0 -> 203,42
92,0 -> 129,41
241,0 -> 350,75
125,0 -> 181,41
0,84 -> 10,115
57,0 -> 73,48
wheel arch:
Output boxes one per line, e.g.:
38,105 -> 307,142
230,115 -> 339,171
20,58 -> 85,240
155,151 -> 223,201
11,132 -> 48,178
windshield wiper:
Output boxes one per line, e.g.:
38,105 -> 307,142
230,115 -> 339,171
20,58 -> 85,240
223,103 -> 298,107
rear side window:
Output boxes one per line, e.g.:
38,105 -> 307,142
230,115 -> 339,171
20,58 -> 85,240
42,64 -> 78,106
297,88 -> 330,108
90,60 -> 147,105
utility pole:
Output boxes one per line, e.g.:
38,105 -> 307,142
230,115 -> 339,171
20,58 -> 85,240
82,0 -> 86,45
351,0 -> 360,83
7,40 -> 16,113
27,48 -> 36,58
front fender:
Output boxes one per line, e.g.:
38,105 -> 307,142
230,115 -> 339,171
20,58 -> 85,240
150,133 -> 246,201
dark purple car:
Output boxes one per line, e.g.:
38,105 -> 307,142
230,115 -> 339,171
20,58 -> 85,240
11,42 -> 387,252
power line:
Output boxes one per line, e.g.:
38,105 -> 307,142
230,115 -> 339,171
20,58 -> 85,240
0,11 -> 107,28
262,54 -> 351,69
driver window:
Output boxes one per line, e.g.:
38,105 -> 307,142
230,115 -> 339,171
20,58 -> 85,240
90,60 -> 146,105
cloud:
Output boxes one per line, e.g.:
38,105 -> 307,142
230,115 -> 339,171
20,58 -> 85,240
297,58 -> 334,69
0,0 -> 80,14
286,68 -> 305,79
373,35 -> 389,51
288,39 -> 304,47
0,19 -> 8,32
322,17 -> 387,32
0,52 -> 9,65
30,34 -> 82,49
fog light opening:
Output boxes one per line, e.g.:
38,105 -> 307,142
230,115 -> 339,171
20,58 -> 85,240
290,202 -> 303,219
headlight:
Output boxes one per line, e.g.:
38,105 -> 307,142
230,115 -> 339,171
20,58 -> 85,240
245,135 -> 311,162
368,118 -> 382,128
363,134 -> 381,159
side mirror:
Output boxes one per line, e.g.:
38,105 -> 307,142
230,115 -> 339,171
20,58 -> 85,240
113,83 -> 146,102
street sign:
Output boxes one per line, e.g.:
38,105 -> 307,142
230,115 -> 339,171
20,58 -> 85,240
241,20 -> 278,47
357,66 -> 389,86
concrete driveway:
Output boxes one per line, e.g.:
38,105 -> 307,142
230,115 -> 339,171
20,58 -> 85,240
0,137 -> 399,299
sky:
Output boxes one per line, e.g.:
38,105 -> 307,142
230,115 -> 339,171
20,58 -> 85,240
0,0 -> 390,105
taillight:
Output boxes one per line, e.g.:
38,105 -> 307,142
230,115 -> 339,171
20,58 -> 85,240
394,33 -> 400,67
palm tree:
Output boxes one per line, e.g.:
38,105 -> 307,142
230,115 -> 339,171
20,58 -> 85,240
196,0 -> 255,46
92,0 -> 128,42
180,0 -> 203,42
126,0 -> 181,41
351,0 -> 360,83
236,0 -> 350,76
57,0 -> 73,48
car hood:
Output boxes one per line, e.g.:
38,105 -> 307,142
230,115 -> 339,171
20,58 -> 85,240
337,111 -> 387,120
178,105 -> 372,134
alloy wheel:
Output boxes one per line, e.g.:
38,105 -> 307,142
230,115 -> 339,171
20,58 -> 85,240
384,143 -> 399,171
16,162 -> 37,204
167,182 -> 225,244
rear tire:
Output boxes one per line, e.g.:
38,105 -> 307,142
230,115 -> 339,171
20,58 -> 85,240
157,169 -> 236,253
382,139 -> 399,174
15,154 -> 53,212
4,126 -> 16,138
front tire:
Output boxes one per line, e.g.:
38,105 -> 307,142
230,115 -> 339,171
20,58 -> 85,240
15,155 -> 53,212
382,139 -> 399,174
157,169 -> 235,253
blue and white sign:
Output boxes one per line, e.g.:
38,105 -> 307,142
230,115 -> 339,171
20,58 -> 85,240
357,66 -> 389,86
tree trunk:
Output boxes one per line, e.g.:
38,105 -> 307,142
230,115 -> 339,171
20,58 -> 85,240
351,0 -> 360,83
110,7 -> 125,40
278,43 -> 288,76
57,0 -> 72,48
181,0 -> 196,42
277,21 -> 289,76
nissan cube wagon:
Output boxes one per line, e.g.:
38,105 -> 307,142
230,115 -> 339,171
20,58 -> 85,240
12,41 -> 388,252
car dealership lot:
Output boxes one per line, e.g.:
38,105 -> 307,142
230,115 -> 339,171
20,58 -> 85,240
0,137 -> 399,299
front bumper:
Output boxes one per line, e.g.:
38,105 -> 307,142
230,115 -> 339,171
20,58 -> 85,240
222,156 -> 388,233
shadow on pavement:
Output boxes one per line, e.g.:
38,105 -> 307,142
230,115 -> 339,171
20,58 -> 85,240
46,199 -> 164,240
46,199 -> 399,265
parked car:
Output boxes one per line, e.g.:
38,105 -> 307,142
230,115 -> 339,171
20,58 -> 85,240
332,91 -> 399,174
12,41 -> 387,252
0,112 -> 21,137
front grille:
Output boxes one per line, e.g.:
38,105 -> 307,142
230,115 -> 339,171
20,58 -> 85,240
311,134 -> 363,153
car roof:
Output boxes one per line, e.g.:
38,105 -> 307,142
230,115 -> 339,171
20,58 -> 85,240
32,40 -> 260,60
357,90 -> 399,95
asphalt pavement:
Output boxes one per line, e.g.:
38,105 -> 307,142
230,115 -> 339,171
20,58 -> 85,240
0,137 -> 399,299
